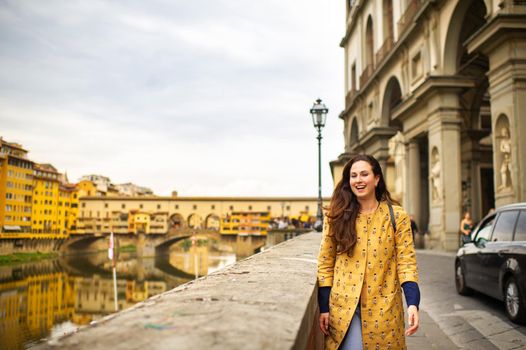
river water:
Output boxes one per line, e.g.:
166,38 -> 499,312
0,235 -> 266,350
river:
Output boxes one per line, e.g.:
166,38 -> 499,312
0,235 -> 266,349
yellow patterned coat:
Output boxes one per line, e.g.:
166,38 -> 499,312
317,202 -> 419,350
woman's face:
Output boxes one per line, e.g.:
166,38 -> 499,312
349,160 -> 379,200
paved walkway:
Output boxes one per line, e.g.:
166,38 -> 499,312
408,249 -> 526,349
405,249 -> 459,348
406,308 -> 459,349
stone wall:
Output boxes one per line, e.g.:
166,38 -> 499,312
36,232 -> 324,350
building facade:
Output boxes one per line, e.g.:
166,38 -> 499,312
32,164 -> 61,234
332,0 -> 526,250
59,182 -> 79,235
0,137 -> 81,237
77,197 -> 326,235
221,211 -> 271,236
0,139 -> 33,233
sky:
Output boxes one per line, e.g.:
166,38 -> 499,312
0,0 -> 346,197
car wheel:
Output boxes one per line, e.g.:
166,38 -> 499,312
455,260 -> 473,295
504,277 -> 526,324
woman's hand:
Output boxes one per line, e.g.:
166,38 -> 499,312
319,312 -> 330,335
405,305 -> 419,336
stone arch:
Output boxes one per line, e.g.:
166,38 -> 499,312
380,76 -> 403,129
187,213 -> 202,229
495,114 -> 512,191
205,214 -> 221,231
445,0 -> 491,219
443,0 -> 488,74
168,213 -> 186,230
365,15 -> 374,68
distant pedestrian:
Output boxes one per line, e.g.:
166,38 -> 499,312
317,154 -> 420,350
459,212 -> 474,245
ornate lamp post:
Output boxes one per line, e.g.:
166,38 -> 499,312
310,98 -> 328,232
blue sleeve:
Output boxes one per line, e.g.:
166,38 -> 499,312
401,281 -> 420,309
318,286 -> 331,313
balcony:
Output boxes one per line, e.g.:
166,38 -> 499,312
398,0 -> 423,37
359,64 -> 374,88
375,35 -> 394,66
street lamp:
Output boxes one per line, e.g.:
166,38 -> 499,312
310,98 -> 328,232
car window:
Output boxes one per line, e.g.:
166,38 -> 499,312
514,211 -> 526,241
491,210 -> 519,242
475,215 -> 495,243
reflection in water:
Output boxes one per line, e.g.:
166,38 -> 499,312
0,236 -> 264,349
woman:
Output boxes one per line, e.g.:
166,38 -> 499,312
459,212 -> 474,245
317,155 -> 420,350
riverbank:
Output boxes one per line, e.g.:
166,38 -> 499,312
0,252 -> 59,265
0,244 -> 138,265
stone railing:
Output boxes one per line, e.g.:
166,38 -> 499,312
35,232 -> 324,350
398,0 -> 422,37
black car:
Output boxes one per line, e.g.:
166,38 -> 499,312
455,203 -> 526,323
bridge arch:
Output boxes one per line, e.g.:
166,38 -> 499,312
60,235 -> 106,252
168,213 -> 186,230
187,214 -> 202,229
205,214 -> 220,230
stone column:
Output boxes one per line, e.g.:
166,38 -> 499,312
467,13 -> 526,206
486,42 -> 526,206
377,156 -> 389,178
428,107 -> 462,251
406,140 -> 421,224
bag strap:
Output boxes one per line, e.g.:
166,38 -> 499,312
388,203 -> 396,233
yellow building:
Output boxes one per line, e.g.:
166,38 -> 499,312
0,138 -> 33,234
59,183 -> 79,235
129,211 -> 150,234
220,211 -> 271,236
220,214 -> 239,235
77,180 -> 98,197
32,164 -> 61,234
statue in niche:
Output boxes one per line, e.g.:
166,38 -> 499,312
499,127 -> 512,190
388,132 -> 406,199
430,149 -> 442,202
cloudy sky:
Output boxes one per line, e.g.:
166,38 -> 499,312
0,0 -> 345,197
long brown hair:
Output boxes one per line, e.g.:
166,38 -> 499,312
326,154 -> 399,254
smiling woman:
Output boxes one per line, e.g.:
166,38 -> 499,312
317,154 -> 420,350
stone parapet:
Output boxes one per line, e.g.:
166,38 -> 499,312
36,232 -> 324,350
